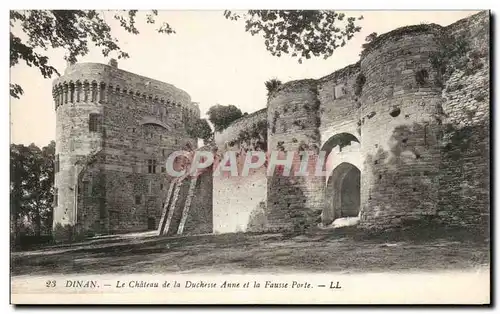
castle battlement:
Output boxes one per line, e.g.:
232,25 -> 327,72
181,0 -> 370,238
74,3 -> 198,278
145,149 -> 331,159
52,61 -> 199,116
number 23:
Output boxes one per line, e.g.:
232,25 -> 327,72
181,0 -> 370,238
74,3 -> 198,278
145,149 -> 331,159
45,280 -> 56,288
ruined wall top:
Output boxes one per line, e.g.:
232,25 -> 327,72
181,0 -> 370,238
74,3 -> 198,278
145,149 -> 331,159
266,11 -> 488,100
53,61 -> 198,115
215,108 -> 267,147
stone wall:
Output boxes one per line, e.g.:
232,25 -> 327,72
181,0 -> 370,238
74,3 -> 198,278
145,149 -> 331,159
358,25 -> 445,228
214,108 -> 267,147
53,61 -> 199,236
266,80 -> 324,232
318,62 -> 361,142
261,11 -> 490,232
183,169 -> 214,235
436,11 -> 490,234
213,167 -> 267,233
53,11 -> 490,237
213,110 -> 268,233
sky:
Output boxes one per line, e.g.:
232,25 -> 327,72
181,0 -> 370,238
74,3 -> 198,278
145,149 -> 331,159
10,10 -> 480,147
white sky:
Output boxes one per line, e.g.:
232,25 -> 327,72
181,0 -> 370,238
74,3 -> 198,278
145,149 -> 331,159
10,10 -> 479,147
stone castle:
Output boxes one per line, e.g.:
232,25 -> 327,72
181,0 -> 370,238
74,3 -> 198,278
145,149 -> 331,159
52,11 -> 490,238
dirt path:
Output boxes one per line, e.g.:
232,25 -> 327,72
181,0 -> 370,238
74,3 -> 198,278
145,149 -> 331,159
11,230 -> 490,276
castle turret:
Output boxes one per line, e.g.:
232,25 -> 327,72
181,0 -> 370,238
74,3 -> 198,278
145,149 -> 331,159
357,25 -> 445,228
266,80 -> 324,232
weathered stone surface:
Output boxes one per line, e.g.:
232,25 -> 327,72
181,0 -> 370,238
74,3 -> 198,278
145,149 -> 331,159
54,11 -> 490,237
216,11 -> 489,233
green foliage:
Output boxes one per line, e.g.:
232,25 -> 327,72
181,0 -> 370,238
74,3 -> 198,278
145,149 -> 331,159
10,10 -> 175,99
224,10 -> 362,63
207,104 -> 243,132
265,78 -> 282,96
186,118 -> 213,143
10,141 -> 55,239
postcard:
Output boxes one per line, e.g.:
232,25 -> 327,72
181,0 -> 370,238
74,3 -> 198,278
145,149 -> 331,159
10,9 -> 490,305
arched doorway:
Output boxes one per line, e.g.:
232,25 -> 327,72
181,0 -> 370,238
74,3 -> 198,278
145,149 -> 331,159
323,162 -> 361,225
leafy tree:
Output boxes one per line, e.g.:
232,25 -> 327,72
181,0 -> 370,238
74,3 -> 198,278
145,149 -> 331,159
361,32 -> 378,49
38,141 -> 55,234
186,118 -> 213,144
207,104 -> 243,132
224,10 -> 363,63
265,78 -> 282,96
10,141 -> 55,242
10,144 -> 28,242
10,10 -> 175,98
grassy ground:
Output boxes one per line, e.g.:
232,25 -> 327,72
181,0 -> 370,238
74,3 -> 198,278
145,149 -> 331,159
10,226 -> 490,276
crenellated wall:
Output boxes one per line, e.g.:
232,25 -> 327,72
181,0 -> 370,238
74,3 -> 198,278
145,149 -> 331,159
53,60 -> 200,237
54,62 -> 197,114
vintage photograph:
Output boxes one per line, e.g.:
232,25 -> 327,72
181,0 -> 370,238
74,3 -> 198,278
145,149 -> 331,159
10,9 -> 490,304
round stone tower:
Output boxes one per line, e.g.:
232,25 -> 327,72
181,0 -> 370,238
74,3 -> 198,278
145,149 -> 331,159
358,25 -> 445,228
52,60 -> 199,237
266,80 -> 324,232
